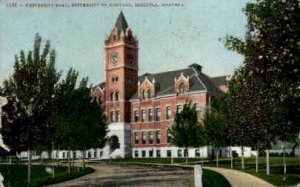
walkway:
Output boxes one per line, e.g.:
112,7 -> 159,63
46,163 -> 193,187
204,166 -> 274,187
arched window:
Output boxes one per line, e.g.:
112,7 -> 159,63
147,89 -> 151,99
115,92 -> 119,101
179,83 -> 185,94
111,92 -> 115,101
142,90 -> 146,99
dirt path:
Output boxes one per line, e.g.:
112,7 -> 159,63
204,166 -> 274,187
45,163 -> 193,187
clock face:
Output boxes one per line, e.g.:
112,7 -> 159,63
110,52 -> 119,64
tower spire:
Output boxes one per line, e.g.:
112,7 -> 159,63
115,11 -> 129,31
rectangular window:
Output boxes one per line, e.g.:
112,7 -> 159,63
178,149 -> 182,157
166,106 -> 171,120
100,151 -> 103,157
156,130 -> 161,144
110,111 -> 115,122
194,103 -> 200,116
184,149 -> 189,157
149,150 -> 153,157
195,149 -> 200,157
149,131 -> 153,144
142,150 -> 146,157
134,132 -> 139,144
142,132 -> 146,144
133,110 -> 139,122
135,151 -> 139,158
148,109 -> 153,122
116,111 -> 120,122
176,105 -> 182,113
155,108 -> 161,121
156,150 -> 161,158
141,110 -> 146,122
167,150 -> 172,157
167,129 -> 171,143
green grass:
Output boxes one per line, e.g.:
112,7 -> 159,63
0,164 -> 94,187
202,169 -> 231,187
206,157 -> 300,187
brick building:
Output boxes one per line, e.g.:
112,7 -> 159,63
92,12 -> 229,159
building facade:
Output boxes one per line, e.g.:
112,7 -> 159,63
91,12 -> 230,159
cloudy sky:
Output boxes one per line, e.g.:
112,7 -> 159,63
0,0 -> 250,85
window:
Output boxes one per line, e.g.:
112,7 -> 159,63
142,132 -> 146,144
135,151 -> 139,158
149,131 -> 153,144
111,77 -> 119,84
176,105 -> 183,113
167,129 -> 172,143
177,150 -> 182,157
149,150 -> 153,157
116,111 -> 120,122
147,89 -> 151,98
141,110 -> 146,122
194,103 -> 200,116
142,90 -> 146,99
110,111 -> 115,122
111,92 -> 114,101
179,83 -> 185,94
94,151 -> 97,158
134,132 -> 139,144
100,151 -> 103,157
148,109 -> 153,122
142,150 -> 146,157
133,110 -> 139,122
195,149 -> 200,157
115,92 -> 119,101
155,108 -> 161,121
156,150 -> 161,158
166,106 -> 171,120
156,130 -> 161,144
184,149 -> 189,157
167,150 -> 172,157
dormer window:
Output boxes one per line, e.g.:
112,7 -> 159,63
179,83 -> 185,94
113,35 -> 117,40
147,89 -> 151,98
142,90 -> 146,99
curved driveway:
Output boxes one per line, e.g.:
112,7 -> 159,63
46,163 -> 194,187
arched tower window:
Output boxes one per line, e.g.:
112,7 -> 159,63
111,92 -> 115,101
115,92 -> 119,101
179,83 -> 185,94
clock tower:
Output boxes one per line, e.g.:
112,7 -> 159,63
104,12 -> 138,158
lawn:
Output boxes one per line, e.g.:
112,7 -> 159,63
0,164 -> 94,187
206,156 -> 300,187
107,156 -> 300,186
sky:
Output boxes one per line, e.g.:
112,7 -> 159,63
0,0 -> 250,85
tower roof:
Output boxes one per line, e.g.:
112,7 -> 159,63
115,12 -> 128,31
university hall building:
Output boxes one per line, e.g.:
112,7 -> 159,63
91,12 -> 230,159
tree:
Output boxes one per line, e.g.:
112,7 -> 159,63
203,95 -> 230,168
225,0 -> 299,175
52,77 -> 108,169
0,33 -> 60,182
169,102 -> 206,164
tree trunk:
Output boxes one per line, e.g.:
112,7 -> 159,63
283,149 -> 286,174
185,148 -> 188,165
266,149 -> 270,175
82,149 -> 86,169
216,148 -> 219,167
27,148 -> 32,183
255,148 -> 259,173
51,142 -> 55,179
241,147 -> 245,170
230,147 -> 233,169
68,146 -> 71,173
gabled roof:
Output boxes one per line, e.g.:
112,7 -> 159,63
115,12 -> 128,32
